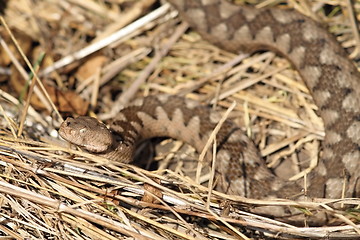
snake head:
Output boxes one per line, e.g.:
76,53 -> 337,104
59,116 -> 114,153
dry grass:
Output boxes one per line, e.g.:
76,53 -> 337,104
0,0 -> 360,239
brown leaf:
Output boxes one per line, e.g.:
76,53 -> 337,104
75,55 -> 108,82
142,180 -> 162,204
45,84 -> 89,115
9,67 -> 89,115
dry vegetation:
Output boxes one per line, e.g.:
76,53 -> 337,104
0,0 -> 360,239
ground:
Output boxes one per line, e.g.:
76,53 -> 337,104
0,0 -> 359,239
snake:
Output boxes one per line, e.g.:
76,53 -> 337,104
59,0 -> 360,199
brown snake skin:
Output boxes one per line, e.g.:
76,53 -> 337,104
59,0 -> 360,199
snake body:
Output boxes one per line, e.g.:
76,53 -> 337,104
59,0 -> 360,199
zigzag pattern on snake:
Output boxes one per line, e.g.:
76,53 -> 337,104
59,0 -> 360,199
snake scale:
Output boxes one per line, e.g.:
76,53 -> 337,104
59,0 -> 360,199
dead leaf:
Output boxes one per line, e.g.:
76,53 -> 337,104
75,55 -> 108,82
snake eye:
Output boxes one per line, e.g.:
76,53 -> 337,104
79,128 -> 87,134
